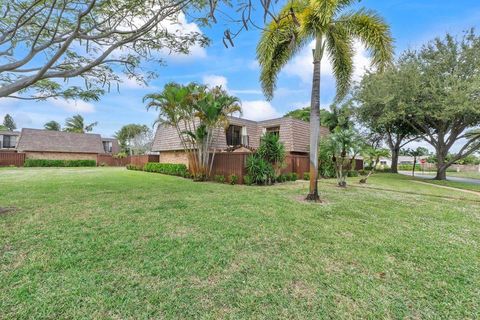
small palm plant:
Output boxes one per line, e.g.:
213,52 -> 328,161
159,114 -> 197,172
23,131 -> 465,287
257,0 -> 393,200
360,147 -> 390,183
145,83 -> 241,180
326,128 -> 363,187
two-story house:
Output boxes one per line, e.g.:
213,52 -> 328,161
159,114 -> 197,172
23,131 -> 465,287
151,116 -> 329,164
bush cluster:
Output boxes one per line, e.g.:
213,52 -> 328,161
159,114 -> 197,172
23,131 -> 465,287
303,172 -> 310,180
24,159 -> 96,167
276,172 -> 298,182
214,174 -> 226,183
126,164 -> 143,171
229,174 -> 238,185
347,170 -> 359,177
398,164 -> 421,171
143,163 -> 189,177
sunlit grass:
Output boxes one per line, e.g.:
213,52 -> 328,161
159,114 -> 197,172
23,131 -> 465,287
1,168 -> 479,318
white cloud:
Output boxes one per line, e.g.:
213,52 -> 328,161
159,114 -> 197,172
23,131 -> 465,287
239,100 -> 281,121
50,99 -> 96,113
162,12 -> 207,61
283,40 -> 371,83
202,75 -> 228,90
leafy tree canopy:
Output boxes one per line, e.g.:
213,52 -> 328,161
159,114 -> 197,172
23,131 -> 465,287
44,121 -> 61,131
2,114 -> 16,131
64,114 -> 97,133
399,29 -> 480,179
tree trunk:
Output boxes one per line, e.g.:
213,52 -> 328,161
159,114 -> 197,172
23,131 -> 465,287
435,147 -> 448,180
412,156 -> 417,176
390,147 -> 400,173
306,35 -> 323,202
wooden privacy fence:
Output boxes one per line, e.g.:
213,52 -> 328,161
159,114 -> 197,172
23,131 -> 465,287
129,154 -> 159,167
0,152 -> 25,167
97,154 -> 130,166
97,154 -> 160,167
205,152 -> 311,184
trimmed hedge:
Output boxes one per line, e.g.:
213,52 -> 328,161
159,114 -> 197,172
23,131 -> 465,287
126,164 -> 143,171
143,162 -> 189,177
24,159 -> 96,167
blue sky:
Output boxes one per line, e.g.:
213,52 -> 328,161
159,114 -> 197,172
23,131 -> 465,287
1,0 -> 480,139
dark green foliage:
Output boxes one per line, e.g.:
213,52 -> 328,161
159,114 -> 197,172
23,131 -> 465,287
143,163 -> 189,177
257,133 -> 286,167
303,172 -> 310,180
214,175 -> 226,183
243,175 -> 253,186
291,173 -> 298,181
126,164 -> 143,171
319,139 -> 336,178
229,174 -> 238,185
358,169 -> 368,176
398,164 -> 421,171
245,154 -> 275,185
24,159 -> 96,167
347,170 -> 359,177
3,114 -> 16,131
276,174 -> 287,183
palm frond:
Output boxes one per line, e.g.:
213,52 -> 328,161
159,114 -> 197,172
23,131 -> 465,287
326,23 -> 354,101
257,2 -> 310,100
337,8 -> 394,71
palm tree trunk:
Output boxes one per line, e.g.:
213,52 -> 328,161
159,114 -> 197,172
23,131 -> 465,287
306,35 -> 324,202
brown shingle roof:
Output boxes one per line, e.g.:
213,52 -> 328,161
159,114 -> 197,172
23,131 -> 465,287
16,128 -> 104,153
0,130 -> 20,136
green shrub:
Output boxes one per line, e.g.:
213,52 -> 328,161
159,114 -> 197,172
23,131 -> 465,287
229,174 -> 238,185
347,170 -> 359,177
143,163 -> 189,177
303,172 -> 310,180
358,169 -> 368,176
285,172 -> 294,181
245,154 -> 275,185
398,164 -> 421,171
291,173 -> 298,181
126,164 -> 142,171
276,174 -> 286,183
214,174 -> 226,183
24,159 -> 96,167
243,175 -> 253,186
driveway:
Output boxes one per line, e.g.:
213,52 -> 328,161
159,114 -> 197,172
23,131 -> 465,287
399,171 -> 480,185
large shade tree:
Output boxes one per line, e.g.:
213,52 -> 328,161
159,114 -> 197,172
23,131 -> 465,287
400,30 -> 480,180
257,0 -> 393,201
0,0 -> 211,101
0,0 -> 304,102
355,64 -> 419,173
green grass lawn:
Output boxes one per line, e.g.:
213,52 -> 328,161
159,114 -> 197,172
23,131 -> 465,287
1,168 -> 479,319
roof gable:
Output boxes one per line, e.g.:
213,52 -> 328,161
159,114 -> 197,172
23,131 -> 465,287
16,128 -> 104,154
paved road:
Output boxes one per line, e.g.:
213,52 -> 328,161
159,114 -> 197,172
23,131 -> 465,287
399,171 -> 480,185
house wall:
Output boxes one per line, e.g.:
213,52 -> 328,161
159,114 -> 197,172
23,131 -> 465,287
159,151 -> 189,165
25,151 -> 98,161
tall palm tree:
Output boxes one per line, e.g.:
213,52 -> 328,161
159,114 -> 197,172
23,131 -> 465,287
64,114 -> 98,133
44,121 -> 61,131
257,0 -> 393,201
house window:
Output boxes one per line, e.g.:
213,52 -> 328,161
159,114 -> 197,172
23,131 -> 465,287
2,135 -> 14,148
226,125 -> 242,146
266,126 -> 280,137
103,141 -> 113,153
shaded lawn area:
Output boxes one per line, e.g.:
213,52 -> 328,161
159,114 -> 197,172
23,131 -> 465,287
1,168 -> 479,319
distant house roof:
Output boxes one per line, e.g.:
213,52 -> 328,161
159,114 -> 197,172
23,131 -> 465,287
0,130 -> 20,136
16,128 -> 104,154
